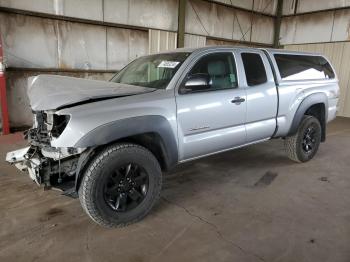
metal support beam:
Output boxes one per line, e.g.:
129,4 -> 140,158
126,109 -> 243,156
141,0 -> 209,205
0,34 -> 10,135
273,0 -> 283,48
177,0 -> 186,48
294,0 -> 299,15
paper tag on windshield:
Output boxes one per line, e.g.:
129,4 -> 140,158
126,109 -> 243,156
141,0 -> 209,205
158,61 -> 180,68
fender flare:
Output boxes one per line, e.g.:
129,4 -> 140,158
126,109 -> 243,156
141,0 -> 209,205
74,115 -> 178,169
287,92 -> 328,137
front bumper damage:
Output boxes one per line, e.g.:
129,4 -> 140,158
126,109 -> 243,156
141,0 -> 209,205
5,109 -> 87,192
6,146 -> 41,184
6,142 -> 86,192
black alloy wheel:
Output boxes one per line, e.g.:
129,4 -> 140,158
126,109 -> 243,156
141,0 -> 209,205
79,143 -> 162,227
104,163 -> 149,212
302,124 -> 318,154
284,115 -> 322,162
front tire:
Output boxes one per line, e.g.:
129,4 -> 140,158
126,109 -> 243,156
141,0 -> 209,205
79,143 -> 162,227
284,115 -> 322,163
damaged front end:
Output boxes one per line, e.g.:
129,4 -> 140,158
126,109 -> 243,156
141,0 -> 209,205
5,74 -> 157,196
6,111 -> 86,194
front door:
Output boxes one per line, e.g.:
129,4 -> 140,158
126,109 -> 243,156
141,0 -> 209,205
175,51 -> 247,161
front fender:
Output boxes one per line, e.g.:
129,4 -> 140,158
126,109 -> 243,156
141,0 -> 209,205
74,115 -> 178,168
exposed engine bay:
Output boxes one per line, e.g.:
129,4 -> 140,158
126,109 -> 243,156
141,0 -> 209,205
6,110 -> 85,191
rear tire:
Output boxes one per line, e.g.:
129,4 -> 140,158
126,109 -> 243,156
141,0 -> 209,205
79,143 -> 162,227
284,115 -> 322,162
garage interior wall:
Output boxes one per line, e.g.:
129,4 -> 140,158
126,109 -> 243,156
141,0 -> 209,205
281,0 -> 350,117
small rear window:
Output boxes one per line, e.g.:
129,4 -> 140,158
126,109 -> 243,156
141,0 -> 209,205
241,53 -> 267,86
274,54 -> 335,81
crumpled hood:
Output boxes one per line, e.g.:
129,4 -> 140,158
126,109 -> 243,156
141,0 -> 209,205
27,74 -> 155,111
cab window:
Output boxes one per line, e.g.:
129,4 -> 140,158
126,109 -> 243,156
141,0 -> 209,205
241,53 -> 267,86
180,52 -> 238,94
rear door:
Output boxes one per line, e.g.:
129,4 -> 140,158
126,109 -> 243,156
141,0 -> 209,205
175,51 -> 247,161
237,50 -> 278,142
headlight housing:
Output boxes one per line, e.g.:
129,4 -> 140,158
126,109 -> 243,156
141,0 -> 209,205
51,114 -> 70,138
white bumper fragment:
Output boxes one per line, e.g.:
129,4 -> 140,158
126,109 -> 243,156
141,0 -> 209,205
6,147 -> 41,184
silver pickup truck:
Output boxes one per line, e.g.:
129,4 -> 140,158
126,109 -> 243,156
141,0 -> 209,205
6,46 -> 339,227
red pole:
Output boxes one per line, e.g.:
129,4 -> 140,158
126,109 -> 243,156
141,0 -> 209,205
0,33 -> 10,135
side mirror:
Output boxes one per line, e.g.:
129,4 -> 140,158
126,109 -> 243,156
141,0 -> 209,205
181,73 -> 210,94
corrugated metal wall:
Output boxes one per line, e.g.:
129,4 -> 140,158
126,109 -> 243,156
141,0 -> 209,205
280,0 -> 350,45
149,30 -> 177,54
0,0 -> 179,31
185,0 -> 275,45
280,9 -> 350,45
285,43 -> 350,117
184,33 -> 206,48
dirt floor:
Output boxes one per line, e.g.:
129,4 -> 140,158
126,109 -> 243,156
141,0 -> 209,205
0,117 -> 349,262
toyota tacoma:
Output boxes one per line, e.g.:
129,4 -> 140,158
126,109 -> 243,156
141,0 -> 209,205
6,46 -> 339,227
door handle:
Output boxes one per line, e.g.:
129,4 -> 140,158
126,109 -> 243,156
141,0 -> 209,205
231,97 -> 245,104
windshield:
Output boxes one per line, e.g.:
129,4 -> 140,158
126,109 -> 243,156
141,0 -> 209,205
111,52 -> 191,89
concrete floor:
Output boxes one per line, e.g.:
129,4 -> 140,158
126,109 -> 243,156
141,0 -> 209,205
0,118 -> 350,262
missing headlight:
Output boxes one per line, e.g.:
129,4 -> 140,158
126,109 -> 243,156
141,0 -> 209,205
51,115 -> 70,138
